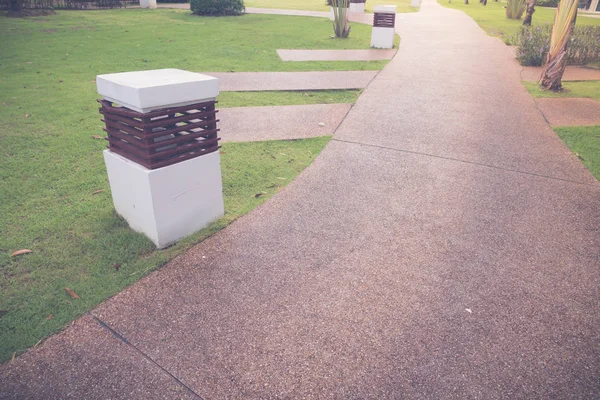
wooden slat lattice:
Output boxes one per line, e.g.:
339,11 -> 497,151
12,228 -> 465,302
99,99 -> 220,170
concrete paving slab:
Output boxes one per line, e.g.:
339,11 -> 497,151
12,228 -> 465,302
245,7 -> 329,18
277,49 -> 396,62
0,314 -> 197,400
521,65 -> 600,81
207,71 -> 378,91
535,97 -> 600,126
219,104 -> 351,142
92,141 -> 600,399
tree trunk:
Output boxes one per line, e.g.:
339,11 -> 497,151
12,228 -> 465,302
540,0 -> 578,91
523,0 -> 536,25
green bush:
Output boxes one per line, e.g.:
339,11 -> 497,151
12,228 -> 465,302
190,0 -> 244,15
508,24 -> 600,66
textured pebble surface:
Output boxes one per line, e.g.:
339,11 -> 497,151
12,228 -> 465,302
1,1 -> 599,399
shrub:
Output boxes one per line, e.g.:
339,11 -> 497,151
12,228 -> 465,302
506,0 -> 526,19
508,24 -> 600,66
191,0 -> 244,15
536,0 -> 559,6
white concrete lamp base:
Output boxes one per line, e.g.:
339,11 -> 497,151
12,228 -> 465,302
103,150 -> 224,249
371,27 -> 395,49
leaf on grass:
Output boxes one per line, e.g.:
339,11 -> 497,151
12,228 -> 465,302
65,288 -> 80,299
11,352 -> 16,363
277,177 -> 286,180
254,193 -> 263,198
91,135 -> 104,139
113,263 -> 121,271
2,102 -> 7,106
10,249 -> 32,257
91,189 -> 104,195
46,314 -> 54,320
24,114 -> 29,118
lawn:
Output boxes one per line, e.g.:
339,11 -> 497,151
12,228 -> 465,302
0,9 -> 381,363
555,126 -> 600,180
523,81 -> 600,102
245,0 -> 418,13
438,0 -> 600,38
523,80 -> 600,180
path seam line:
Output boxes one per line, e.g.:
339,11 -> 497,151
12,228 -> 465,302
332,138 -> 596,186
90,313 -> 204,400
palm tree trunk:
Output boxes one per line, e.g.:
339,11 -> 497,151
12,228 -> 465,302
540,0 -> 578,91
523,0 -> 536,25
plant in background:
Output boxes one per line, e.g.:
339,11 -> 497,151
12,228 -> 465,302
191,0 -> 245,15
508,24 -> 599,66
506,0 -> 526,19
541,0 -> 578,90
509,25 -> 551,65
332,0 -> 350,38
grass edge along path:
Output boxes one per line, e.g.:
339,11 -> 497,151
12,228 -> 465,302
555,126 -> 600,180
0,137 -> 332,363
437,0 -> 600,38
523,80 -> 600,181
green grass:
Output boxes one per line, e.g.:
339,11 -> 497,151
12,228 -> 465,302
0,9 -> 388,363
523,80 -> 600,181
245,0 -> 418,13
0,10 -> 388,73
523,81 -> 600,101
218,89 -> 362,108
555,126 -> 600,180
0,136 -> 331,363
438,0 -> 600,38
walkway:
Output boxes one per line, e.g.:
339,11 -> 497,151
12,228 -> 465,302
219,104 -> 351,142
206,71 -> 378,91
535,97 -> 600,126
277,49 -> 396,61
2,1 -> 599,399
521,65 -> 600,81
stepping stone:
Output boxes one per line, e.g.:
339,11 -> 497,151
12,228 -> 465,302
219,104 -> 351,142
206,71 -> 377,91
277,49 -> 396,62
521,66 -> 600,81
245,7 -> 329,18
536,98 -> 600,126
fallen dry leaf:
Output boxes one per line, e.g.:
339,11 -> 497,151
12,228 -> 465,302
65,288 -> 80,299
11,352 -> 16,363
465,308 -> 472,313
24,114 -> 29,118
113,263 -> 121,271
46,314 -> 54,320
2,102 -> 7,106
10,249 -> 32,257
91,189 -> 104,195
91,135 -> 104,139
254,193 -> 263,198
